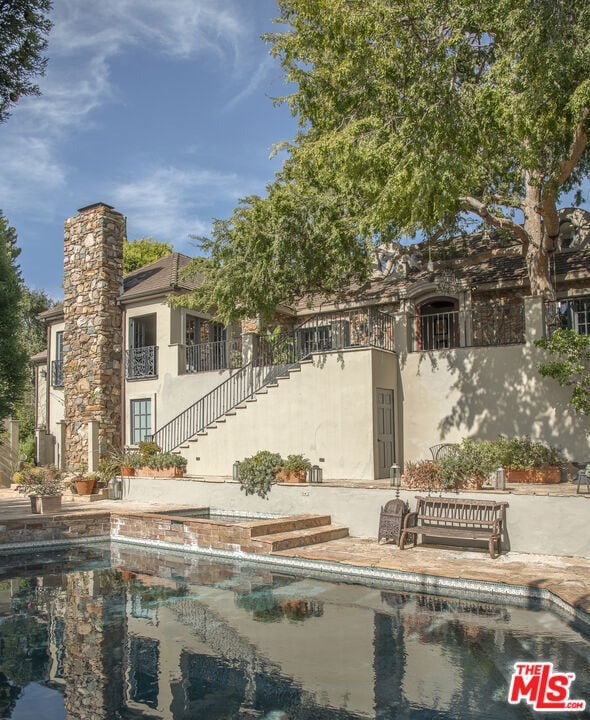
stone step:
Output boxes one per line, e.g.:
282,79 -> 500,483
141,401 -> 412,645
250,524 -> 349,552
62,489 -> 109,503
248,514 -> 332,538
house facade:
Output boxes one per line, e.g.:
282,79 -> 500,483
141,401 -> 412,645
34,203 -> 590,480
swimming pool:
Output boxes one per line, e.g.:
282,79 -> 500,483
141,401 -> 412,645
0,542 -> 588,719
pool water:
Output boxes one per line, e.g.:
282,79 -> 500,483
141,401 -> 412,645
0,543 -> 588,719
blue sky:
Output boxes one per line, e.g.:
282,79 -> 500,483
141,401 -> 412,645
0,0 -> 296,299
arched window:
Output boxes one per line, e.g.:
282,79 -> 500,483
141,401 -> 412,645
417,298 -> 460,350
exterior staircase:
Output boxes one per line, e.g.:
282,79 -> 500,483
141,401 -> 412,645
243,514 -> 349,553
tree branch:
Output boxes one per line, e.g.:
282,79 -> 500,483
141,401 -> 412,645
459,196 -> 530,246
558,107 -> 589,186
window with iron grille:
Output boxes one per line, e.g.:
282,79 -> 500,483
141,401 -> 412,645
130,399 -> 152,444
51,331 -> 64,386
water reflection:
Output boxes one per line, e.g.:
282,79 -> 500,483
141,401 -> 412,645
0,544 -> 587,719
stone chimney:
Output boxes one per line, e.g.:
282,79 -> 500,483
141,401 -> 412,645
63,203 -> 126,470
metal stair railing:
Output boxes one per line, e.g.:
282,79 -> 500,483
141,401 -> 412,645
150,308 -> 395,453
150,329 -> 309,452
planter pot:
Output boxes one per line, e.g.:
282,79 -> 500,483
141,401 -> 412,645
137,466 -> 185,478
276,469 -> 307,484
74,478 -> 96,495
30,494 -> 62,514
504,466 -> 561,484
120,466 -> 135,477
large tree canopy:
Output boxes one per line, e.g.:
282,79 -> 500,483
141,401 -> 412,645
123,237 -> 173,274
0,213 -> 28,423
182,0 -> 590,323
0,0 -> 52,124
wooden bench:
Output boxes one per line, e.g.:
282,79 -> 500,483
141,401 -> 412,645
399,496 -> 508,558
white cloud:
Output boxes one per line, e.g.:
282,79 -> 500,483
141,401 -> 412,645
111,165 -> 252,245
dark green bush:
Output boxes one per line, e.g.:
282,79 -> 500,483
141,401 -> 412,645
238,451 -> 284,499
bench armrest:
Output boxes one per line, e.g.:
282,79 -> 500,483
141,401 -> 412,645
402,511 -> 418,530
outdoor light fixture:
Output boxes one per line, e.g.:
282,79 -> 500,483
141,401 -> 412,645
232,460 -> 241,482
495,466 -> 506,490
309,465 -> 323,483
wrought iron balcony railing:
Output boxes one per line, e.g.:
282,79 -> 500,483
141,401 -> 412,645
51,360 -> 63,387
126,346 -> 158,379
185,338 -> 243,373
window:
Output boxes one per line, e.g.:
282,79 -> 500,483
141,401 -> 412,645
556,297 -> 590,335
297,326 -> 332,356
51,331 -> 64,387
127,315 -> 158,378
418,299 -> 460,350
130,399 -> 151,444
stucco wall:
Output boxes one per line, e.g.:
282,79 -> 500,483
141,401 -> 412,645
180,348 -> 397,480
399,341 -> 590,465
122,478 -> 590,558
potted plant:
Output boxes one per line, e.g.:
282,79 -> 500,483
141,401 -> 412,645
139,452 -> 187,478
113,448 -> 141,477
13,464 -> 64,513
237,451 -> 284,499
72,471 -> 99,495
494,436 -> 563,483
276,454 -> 312,484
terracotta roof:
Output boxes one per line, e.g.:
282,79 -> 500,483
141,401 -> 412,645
30,350 -> 47,363
121,252 -> 201,301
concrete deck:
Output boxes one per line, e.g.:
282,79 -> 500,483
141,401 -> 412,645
0,487 -> 588,618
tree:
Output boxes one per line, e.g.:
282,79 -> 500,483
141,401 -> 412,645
123,237 -> 173,274
0,0 -> 52,124
536,329 -> 590,416
183,0 -> 590,321
0,213 -> 28,423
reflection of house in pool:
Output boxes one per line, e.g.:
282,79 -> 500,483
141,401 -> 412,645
1,547 -> 588,719
33,203 -> 590,481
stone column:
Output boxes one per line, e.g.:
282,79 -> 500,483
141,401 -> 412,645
63,203 -> 126,471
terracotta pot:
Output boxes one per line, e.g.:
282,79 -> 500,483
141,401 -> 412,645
137,466 -> 184,478
276,469 -> 307,484
74,478 -> 96,495
120,466 -> 135,477
504,466 -> 561,484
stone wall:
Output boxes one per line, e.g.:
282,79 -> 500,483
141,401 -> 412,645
63,203 -> 126,470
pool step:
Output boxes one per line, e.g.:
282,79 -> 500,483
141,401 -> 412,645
248,514 -> 333,538
249,523 -> 349,553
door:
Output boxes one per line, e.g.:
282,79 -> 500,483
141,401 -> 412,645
376,388 -> 395,479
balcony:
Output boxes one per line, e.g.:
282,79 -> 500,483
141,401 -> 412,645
51,360 -> 63,387
126,346 -> 158,379
185,338 -> 243,373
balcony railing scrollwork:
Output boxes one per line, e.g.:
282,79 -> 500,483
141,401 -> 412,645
126,346 -> 158,379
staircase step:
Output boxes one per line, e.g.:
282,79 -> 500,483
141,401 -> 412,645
250,524 -> 349,552
248,514 -> 332,538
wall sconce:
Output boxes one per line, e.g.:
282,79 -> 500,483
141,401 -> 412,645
309,465 -> 323,483
40,368 -> 47,378
232,460 -> 241,482
390,463 -> 401,497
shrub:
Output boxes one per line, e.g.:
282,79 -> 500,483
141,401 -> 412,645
402,460 -> 442,490
143,452 -> 187,471
282,454 -> 311,474
137,441 -> 161,461
238,451 -> 284,499
492,436 -> 563,470
438,439 -> 496,489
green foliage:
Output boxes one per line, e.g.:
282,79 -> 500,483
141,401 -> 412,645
282,453 -> 311,474
492,436 -> 563,470
123,237 -> 173,274
179,0 -> 590,318
405,436 -> 563,489
237,451 -> 284,499
0,0 -> 52,125
142,452 -> 187,471
536,329 -> 590,416
137,440 -> 161,461
0,213 -> 28,423
13,464 -> 63,495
